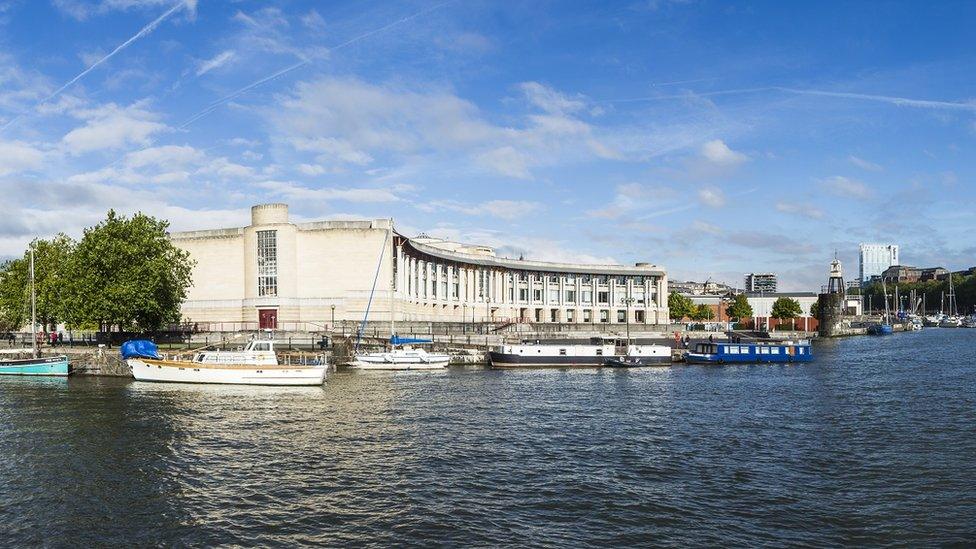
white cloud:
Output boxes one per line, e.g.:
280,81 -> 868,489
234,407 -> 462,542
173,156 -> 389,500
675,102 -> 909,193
0,140 -> 44,176
196,50 -> 235,76
587,183 -> 675,219
61,102 -> 167,154
290,136 -> 373,166
848,155 -> 882,171
700,139 -> 748,167
698,186 -> 726,207
776,201 -> 824,219
820,175 -> 872,199
476,147 -> 532,179
519,81 -> 585,114
300,9 -> 326,30
420,199 -> 541,220
256,180 -> 409,203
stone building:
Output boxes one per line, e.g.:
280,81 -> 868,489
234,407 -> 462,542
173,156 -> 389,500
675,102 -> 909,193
172,204 -> 669,330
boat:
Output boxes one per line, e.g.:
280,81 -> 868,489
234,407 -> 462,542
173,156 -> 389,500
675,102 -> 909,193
923,315 -> 943,327
867,323 -> 894,335
0,247 -> 70,377
685,340 -> 813,364
939,316 -> 962,328
489,338 -> 670,368
123,338 -> 328,386
350,336 -> 450,370
939,274 -> 961,327
963,316 -> 976,329
349,220 -> 450,370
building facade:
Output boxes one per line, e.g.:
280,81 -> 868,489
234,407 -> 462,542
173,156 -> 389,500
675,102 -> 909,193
172,204 -> 669,330
744,273 -> 777,293
859,243 -> 899,282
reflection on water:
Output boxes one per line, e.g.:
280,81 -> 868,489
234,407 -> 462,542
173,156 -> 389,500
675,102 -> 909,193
2,330 -> 976,545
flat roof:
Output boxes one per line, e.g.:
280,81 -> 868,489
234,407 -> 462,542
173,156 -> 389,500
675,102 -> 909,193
404,238 -> 664,276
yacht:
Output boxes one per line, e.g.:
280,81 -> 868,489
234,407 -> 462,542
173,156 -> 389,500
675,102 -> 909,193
123,338 -> 328,386
489,338 -> 671,368
349,337 -> 450,370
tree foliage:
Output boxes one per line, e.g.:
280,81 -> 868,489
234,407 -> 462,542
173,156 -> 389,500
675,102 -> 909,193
0,211 -> 195,333
862,274 -> 976,314
810,298 -> 820,318
725,293 -> 753,320
771,297 -> 803,320
668,291 -> 694,321
689,303 -> 715,321
0,234 -> 75,331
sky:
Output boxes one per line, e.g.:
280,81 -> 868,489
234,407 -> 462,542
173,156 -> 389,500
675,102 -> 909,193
0,0 -> 974,291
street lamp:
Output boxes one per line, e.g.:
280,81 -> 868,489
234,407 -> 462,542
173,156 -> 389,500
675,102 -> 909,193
330,305 -> 335,330
623,297 -> 635,345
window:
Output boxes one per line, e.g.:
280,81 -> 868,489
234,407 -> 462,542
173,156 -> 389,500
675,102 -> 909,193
635,310 -> 645,323
760,347 -> 769,354
518,271 -> 528,282
581,275 -> 592,284
565,274 -> 575,283
598,291 -> 609,304
550,309 -> 558,322
771,347 -> 780,354
582,290 -> 593,304
634,290 -> 645,305
617,310 -> 626,323
257,230 -> 278,297
583,310 -> 592,322
432,266 -> 438,298
616,277 -> 627,286
559,349 -> 567,355
600,310 -> 609,323
533,289 -> 542,301
596,275 -> 608,284
252,343 -> 270,351
519,288 -> 528,301
728,346 -> 738,354
596,349 -> 603,356
567,310 -> 575,322
549,289 -> 559,303
549,274 -> 558,283
565,290 -> 576,303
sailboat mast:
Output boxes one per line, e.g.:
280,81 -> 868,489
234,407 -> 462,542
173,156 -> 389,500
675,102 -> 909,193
30,246 -> 37,357
389,219 -> 395,346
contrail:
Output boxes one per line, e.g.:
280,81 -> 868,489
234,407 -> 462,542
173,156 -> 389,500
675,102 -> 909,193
1,0 -> 191,132
601,86 -> 976,112
177,0 -> 456,129
773,87 -> 976,112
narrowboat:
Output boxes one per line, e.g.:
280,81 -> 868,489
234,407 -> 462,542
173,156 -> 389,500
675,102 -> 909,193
685,340 -> 813,364
489,339 -> 671,368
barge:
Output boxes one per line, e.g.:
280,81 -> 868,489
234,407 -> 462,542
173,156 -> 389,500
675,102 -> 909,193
489,338 -> 670,368
685,340 -> 813,365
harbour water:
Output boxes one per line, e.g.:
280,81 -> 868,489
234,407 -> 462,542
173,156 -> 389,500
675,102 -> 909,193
2,329 -> 975,546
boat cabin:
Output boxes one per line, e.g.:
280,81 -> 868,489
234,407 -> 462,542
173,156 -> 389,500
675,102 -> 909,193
687,340 -> 813,364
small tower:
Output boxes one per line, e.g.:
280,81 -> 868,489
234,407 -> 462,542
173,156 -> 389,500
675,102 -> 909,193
827,254 -> 845,295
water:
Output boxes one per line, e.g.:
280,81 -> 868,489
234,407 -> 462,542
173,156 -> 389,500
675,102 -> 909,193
2,330 -> 975,547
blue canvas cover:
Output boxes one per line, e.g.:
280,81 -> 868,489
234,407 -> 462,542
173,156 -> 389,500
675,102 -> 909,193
120,339 -> 160,360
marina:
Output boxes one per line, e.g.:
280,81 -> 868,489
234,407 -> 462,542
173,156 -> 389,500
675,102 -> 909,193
2,328 -> 975,546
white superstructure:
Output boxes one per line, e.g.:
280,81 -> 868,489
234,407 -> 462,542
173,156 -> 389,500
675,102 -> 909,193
349,347 -> 450,370
127,340 -> 328,386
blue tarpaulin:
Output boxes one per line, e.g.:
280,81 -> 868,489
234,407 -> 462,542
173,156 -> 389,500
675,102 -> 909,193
120,339 -> 160,360
390,336 -> 432,345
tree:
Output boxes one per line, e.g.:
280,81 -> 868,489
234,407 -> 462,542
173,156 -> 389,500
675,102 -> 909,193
689,303 -> 715,321
0,235 -> 76,331
771,297 -> 803,329
810,298 -> 820,318
725,293 -> 753,321
668,291 -> 694,321
64,210 -> 195,332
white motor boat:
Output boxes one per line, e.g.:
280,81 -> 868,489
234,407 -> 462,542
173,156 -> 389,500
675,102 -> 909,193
939,316 -> 962,328
125,339 -> 328,386
350,345 -> 450,370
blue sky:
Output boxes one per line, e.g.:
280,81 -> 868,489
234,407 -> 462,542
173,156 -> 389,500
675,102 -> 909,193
1,0 -> 974,290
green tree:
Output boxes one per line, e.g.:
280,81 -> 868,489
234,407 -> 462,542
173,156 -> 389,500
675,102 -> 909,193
0,259 -> 28,332
771,297 -> 803,329
64,210 -> 195,332
810,298 -> 820,318
689,303 -> 715,321
725,293 -> 753,321
0,235 -> 76,331
668,291 -> 694,321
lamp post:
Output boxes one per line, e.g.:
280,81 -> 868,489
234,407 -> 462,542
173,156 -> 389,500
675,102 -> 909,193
462,304 -> 467,334
623,297 -> 635,345
330,305 -> 335,331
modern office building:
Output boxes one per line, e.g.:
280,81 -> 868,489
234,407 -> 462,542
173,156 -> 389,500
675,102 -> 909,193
171,203 -> 670,330
744,273 -> 777,293
859,243 -> 899,282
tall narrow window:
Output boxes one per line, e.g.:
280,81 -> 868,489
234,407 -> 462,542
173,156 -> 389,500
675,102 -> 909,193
257,230 -> 278,297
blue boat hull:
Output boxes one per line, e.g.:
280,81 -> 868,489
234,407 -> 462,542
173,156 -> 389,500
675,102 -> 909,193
868,324 -> 893,335
0,356 -> 71,376
686,353 -> 813,365
685,342 -> 813,365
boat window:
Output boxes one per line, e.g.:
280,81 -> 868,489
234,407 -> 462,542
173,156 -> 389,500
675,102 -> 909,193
760,347 -> 769,354
253,343 -> 270,351
559,349 -> 566,355
728,346 -> 738,354
596,349 -> 603,356
771,347 -> 780,354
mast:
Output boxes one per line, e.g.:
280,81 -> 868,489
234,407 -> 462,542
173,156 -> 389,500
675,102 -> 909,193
30,246 -> 37,358
389,218 -> 395,348
948,273 -> 957,317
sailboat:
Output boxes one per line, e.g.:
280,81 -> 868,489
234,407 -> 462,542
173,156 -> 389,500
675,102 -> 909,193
868,278 -> 893,335
349,221 -> 450,370
0,246 -> 70,376
939,274 -> 962,327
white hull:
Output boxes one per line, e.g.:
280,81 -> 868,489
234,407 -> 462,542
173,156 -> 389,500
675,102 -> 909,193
128,358 -> 327,386
348,360 -> 449,370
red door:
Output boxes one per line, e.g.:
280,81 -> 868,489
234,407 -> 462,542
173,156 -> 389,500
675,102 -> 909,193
258,309 -> 277,330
